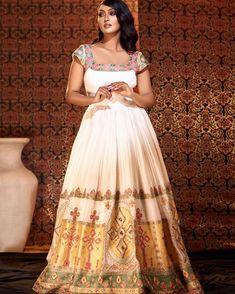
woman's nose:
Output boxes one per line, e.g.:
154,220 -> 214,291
104,14 -> 109,21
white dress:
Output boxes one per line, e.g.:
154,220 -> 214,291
33,44 -> 203,294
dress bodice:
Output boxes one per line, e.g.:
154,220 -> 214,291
84,68 -> 137,95
72,44 -> 149,96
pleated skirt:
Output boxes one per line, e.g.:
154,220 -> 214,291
33,99 -> 203,293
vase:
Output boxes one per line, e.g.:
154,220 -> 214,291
0,137 -> 38,252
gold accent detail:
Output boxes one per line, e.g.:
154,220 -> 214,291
108,205 -> 135,261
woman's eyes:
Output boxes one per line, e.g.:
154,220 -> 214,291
109,10 -> 116,16
98,10 -> 116,17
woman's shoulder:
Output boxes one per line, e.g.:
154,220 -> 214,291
132,50 -> 148,60
73,44 -> 91,54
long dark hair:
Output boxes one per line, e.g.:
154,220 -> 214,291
94,0 -> 138,52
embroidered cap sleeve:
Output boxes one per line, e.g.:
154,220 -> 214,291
137,51 -> 149,73
72,44 -> 86,67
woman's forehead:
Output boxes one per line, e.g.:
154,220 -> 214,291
98,4 -> 114,11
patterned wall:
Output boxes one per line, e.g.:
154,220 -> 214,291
139,0 -> 235,251
0,0 -> 234,251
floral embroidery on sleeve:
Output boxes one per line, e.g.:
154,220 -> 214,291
72,45 -> 86,67
137,51 -> 149,72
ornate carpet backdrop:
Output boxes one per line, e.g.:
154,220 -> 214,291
0,0 -> 234,251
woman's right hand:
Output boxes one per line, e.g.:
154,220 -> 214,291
93,86 -> 112,104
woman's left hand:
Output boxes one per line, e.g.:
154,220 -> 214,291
108,82 -> 133,98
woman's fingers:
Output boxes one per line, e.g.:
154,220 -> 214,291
94,82 -> 132,104
97,86 -> 111,99
109,82 -> 127,91
107,82 -> 132,97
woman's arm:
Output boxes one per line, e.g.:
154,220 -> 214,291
65,59 -> 111,106
110,68 -> 155,108
132,68 -> 155,108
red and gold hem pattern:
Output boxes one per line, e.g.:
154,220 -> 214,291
32,267 -> 204,294
36,190 -> 204,293
48,217 -> 187,272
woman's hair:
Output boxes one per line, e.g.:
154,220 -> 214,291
94,0 -> 138,52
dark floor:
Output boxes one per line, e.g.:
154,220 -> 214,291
0,250 -> 234,293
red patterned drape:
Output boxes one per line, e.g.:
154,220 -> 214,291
139,0 -> 235,251
0,0 -> 234,251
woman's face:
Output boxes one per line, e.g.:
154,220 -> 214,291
97,4 -> 120,35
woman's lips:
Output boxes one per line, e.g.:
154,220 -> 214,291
104,24 -> 112,28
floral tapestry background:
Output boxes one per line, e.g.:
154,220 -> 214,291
0,0 -> 234,251
139,0 -> 235,251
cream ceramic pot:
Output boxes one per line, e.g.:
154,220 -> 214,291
0,138 -> 38,252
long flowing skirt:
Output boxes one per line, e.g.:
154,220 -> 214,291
33,100 -> 203,293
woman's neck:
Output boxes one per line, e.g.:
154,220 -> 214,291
101,33 -> 122,51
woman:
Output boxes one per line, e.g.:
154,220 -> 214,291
33,0 -> 204,293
